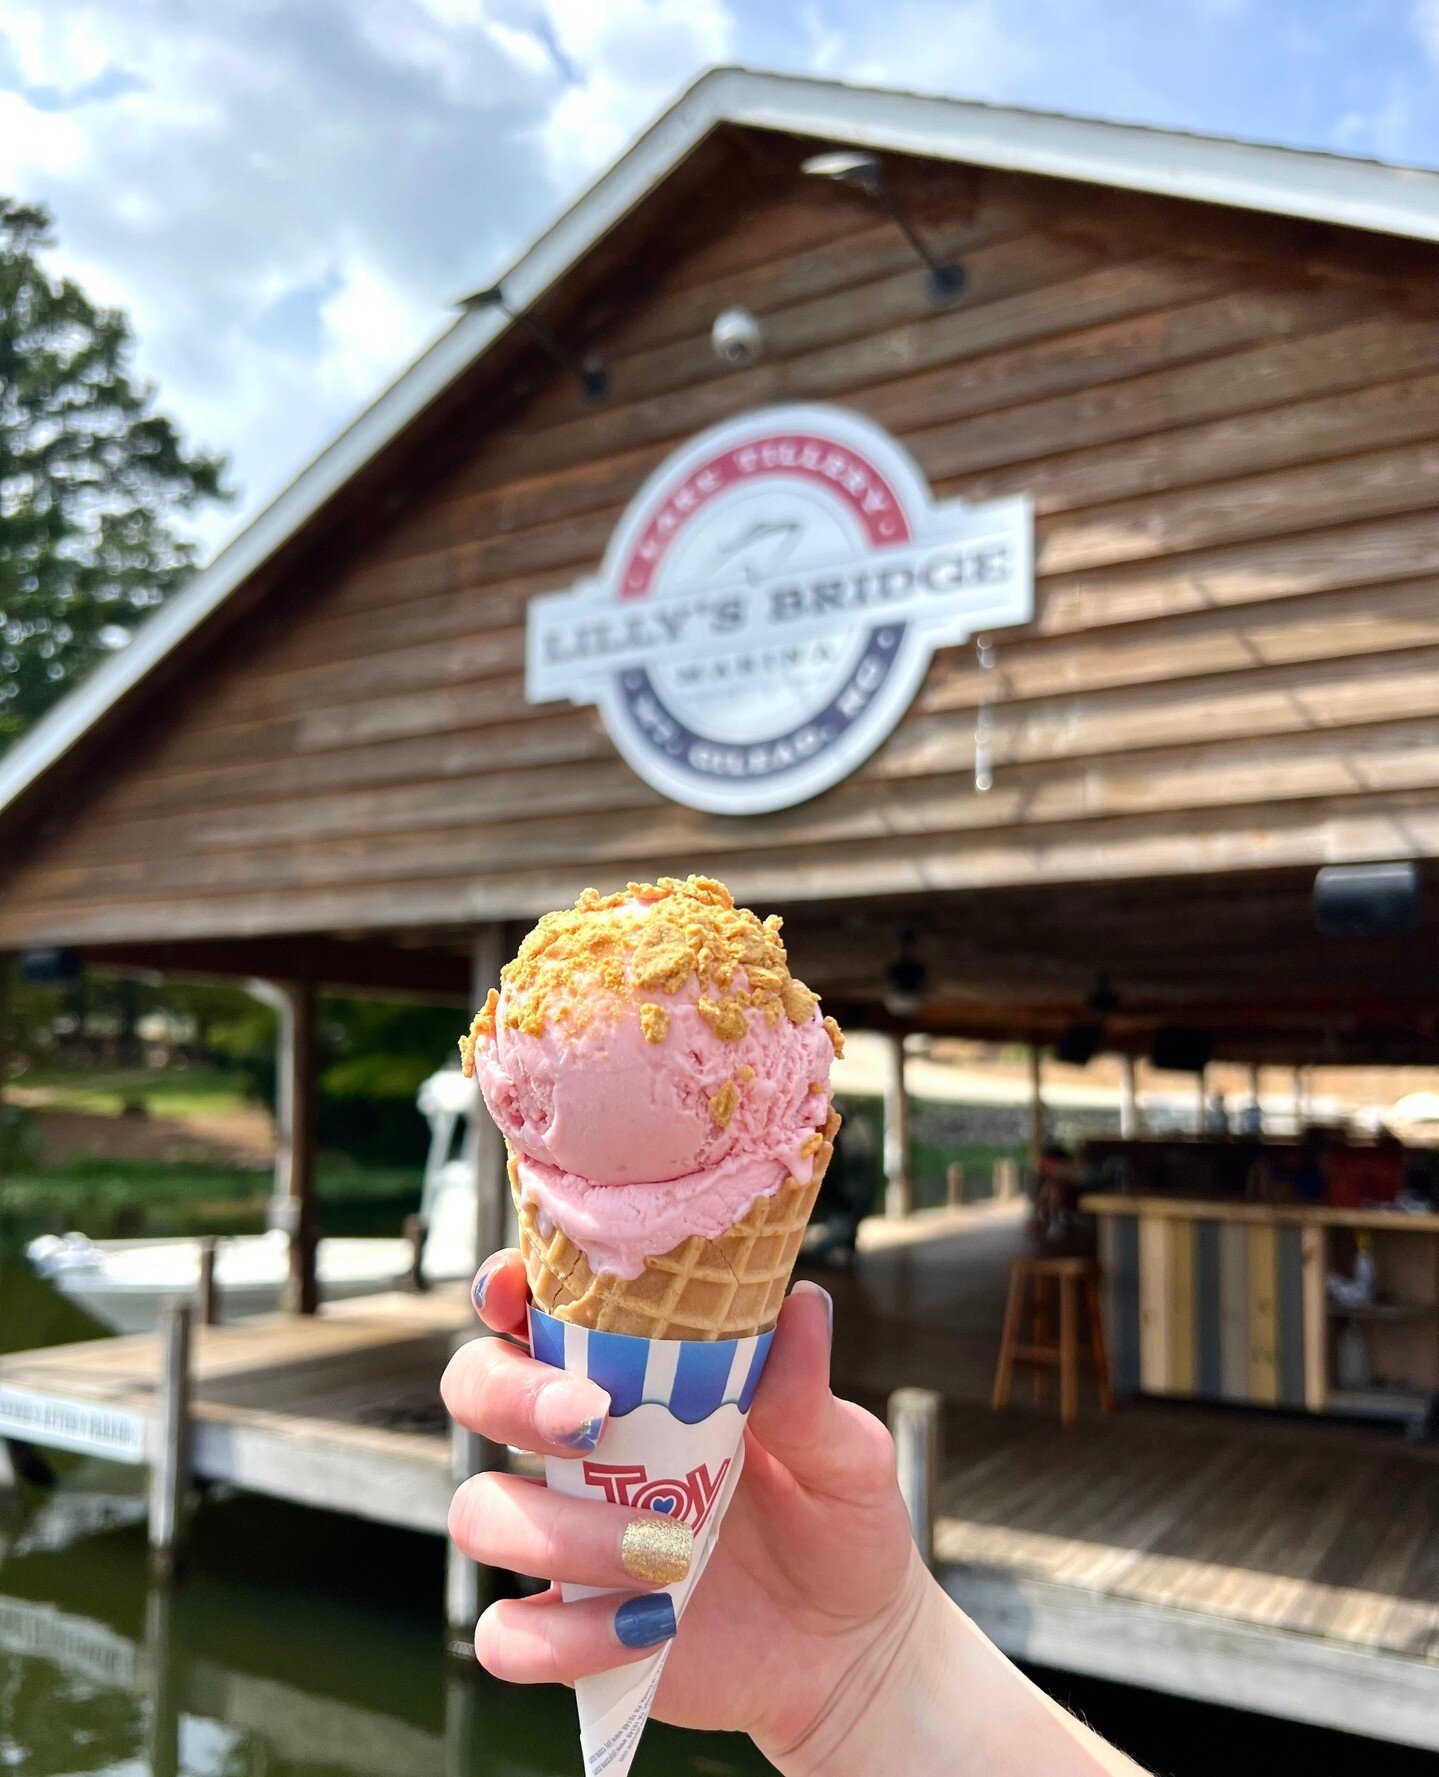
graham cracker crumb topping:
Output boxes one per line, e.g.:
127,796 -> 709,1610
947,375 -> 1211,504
465,875 -> 835,1047
459,988 -> 499,1077
709,1082 -> 739,1127
823,1016 -> 845,1057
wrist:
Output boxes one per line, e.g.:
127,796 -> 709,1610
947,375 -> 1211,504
753,1550 -> 940,1777
755,1563 -> 1144,1777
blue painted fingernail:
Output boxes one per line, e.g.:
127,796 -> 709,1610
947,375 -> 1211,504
615,1593 -> 676,1649
536,1379 -> 610,1451
472,1269 -> 491,1313
555,1413 -> 605,1453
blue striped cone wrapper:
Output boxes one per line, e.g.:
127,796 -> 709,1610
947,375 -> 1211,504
528,1305 -> 776,1777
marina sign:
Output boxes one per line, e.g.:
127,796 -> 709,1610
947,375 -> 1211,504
526,404 -> 1033,814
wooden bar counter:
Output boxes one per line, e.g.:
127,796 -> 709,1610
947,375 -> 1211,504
1082,1194 -> 1439,1423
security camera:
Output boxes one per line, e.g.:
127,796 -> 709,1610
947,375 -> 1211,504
711,307 -> 763,366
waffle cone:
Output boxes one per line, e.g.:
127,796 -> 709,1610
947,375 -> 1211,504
513,1111 -> 839,1340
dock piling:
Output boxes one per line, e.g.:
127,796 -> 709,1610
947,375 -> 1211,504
888,1386 -> 941,1568
196,1239 -> 219,1326
445,1331 -> 508,1657
403,1215 -> 429,1291
148,1300 -> 193,1578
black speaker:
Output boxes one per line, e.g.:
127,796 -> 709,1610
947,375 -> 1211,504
1149,1025 -> 1213,1073
18,947 -> 82,985
1314,861 -> 1420,936
1054,1021 -> 1103,1066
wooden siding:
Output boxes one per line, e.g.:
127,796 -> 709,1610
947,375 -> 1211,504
3,152 -> 1439,949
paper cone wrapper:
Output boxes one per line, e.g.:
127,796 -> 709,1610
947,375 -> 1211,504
528,1305 -> 775,1777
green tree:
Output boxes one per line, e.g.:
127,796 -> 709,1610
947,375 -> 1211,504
0,198 -> 228,749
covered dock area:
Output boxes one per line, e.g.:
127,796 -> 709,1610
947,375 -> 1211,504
2,67 -> 1439,1750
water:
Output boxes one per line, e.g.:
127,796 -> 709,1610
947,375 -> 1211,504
0,1478 -> 770,1777
1,1265 -> 1432,1777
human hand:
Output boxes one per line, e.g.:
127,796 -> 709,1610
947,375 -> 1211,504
443,1253 -> 1144,1776
441,1250 -> 921,1757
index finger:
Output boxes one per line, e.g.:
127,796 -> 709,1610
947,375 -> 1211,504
473,1249 -> 530,1335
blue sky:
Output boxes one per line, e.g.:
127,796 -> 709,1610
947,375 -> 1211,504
2,1 -> 1436,551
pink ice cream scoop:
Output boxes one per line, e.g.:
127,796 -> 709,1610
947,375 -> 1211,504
462,878 -> 839,1279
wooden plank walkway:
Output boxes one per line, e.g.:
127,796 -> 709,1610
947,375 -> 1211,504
934,1402 -> 1439,1749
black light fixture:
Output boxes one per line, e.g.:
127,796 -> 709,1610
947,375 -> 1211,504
801,150 -> 966,305
1314,861 -> 1420,936
883,931 -> 928,1017
468,284 -> 608,400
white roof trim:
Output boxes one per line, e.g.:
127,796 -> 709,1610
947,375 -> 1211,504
5,66 -> 1437,828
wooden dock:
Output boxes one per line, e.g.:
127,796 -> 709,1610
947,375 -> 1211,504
0,1290 -> 470,1533
3,1221 -> 1439,1749
933,1403 -> 1439,1751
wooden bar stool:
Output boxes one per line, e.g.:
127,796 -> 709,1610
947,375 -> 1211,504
992,1256 -> 1114,1427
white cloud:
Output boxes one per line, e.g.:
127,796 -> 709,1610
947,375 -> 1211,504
539,0 -> 735,184
0,0 -> 732,549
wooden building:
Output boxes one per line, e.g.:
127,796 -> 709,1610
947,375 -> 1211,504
3,67 -> 1439,1267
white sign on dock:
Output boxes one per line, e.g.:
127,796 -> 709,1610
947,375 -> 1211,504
0,1386 -> 146,1464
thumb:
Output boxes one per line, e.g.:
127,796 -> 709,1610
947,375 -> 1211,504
747,1282 -> 894,1502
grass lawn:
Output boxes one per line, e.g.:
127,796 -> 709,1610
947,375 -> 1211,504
1,1153 -> 423,1254
14,1063 -> 251,1118
0,1260 -> 108,1355
911,1140 -> 1027,1209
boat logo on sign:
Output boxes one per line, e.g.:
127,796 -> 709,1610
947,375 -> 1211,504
525,403 -> 1033,814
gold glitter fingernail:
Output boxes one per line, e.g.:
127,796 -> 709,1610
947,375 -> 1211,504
620,1515 -> 693,1585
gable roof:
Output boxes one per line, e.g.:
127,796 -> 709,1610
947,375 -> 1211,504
6,64 -> 1438,827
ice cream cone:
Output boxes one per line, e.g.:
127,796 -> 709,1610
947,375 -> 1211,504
513,1109 -> 839,1340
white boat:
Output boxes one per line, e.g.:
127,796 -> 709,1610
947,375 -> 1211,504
27,1066 -> 484,1333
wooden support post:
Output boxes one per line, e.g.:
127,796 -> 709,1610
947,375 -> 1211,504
469,930 -> 511,1267
446,1330 -> 508,1655
444,1666 -> 478,1777
403,1214 -> 428,1291
1119,1054 -> 1139,1139
273,981 -> 319,1315
148,1301 -> 192,1579
888,1387 -> 941,1568
993,1157 -> 1018,1200
1027,1045 -> 1045,1181
946,1162 -> 965,1208
883,1032 -> 913,1219
145,1583 -> 179,1777
0,954 -> 10,1189
196,1238 -> 219,1327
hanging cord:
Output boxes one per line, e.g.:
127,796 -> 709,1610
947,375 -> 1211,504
973,635 -> 997,793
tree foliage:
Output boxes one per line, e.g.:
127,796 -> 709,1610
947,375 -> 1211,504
0,198 -> 228,748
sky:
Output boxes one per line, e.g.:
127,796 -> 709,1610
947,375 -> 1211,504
3,0 -> 1438,555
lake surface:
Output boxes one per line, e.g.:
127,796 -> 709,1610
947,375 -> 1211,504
1,1264 -> 1432,1777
